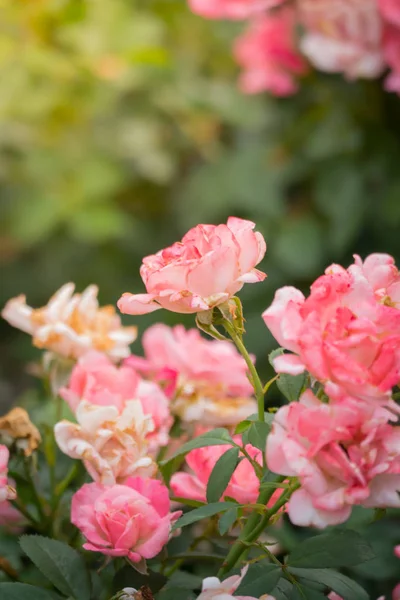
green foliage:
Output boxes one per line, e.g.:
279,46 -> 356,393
19,535 -> 91,600
172,502 -> 238,530
206,447 -> 240,503
0,583 -> 62,600
235,563 -> 281,596
162,428 -> 234,463
288,568 -> 369,600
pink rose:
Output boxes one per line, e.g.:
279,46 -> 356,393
352,253 -> 400,307
125,324 -> 257,425
196,566 -> 266,600
266,390 -> 400,528
299,0 -> 385,79
55,400 -> 156,485
382,24 -> 400,94
0,445 -> 16,503
171,438 -> 263,504
71,477 -> 181,563
117,217 -> 266,315
263,256 -> 400,406
379,0 -> 400,27
60,351 -> 172,451
234,8 -> 307,96
188,0 -> 282,20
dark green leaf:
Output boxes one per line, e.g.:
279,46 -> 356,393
0,583 -> 61,600
156,588 -> 195,600
112,565 -> 167,594
270,577 -> 293,600
167,571 -> 203,590
218,507 -> 239,535
247,420 -> 272,451
172,502 -> 237,531
288,568 -> 369,600
19,535 -> 91,600
235,563 -> 282,596
287,529 -> 375,568
206,447 -> 239,503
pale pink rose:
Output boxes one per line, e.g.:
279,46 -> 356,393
2,284 -> 137,361
188,0 -> 282,20
60,351 -> 172,451
352,253 -> 400,307
299,0 -> 385,79
0,445 -> 16,502
171,437 -> 282,505
266,390 -> 400,528
263,259 -> 400,406
196,566 -> 266,600
125,324 -> 257,425
234,8 -> 307,96
117,217 -> 266,315
71,477 -> 181,563
54,400 -> 156,485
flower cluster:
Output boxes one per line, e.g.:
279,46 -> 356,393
187,0 -> 400,96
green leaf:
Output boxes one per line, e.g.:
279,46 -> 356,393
19,535 -> 91,600
269,349 -> 306,402
161,429 -> 235,464
206,447 -> 240,504
246,420 -> 272,451
167,571 -> 203,590
287,529 -> 375,568
235,563 -> 282,596
288,568 -> 369,600
0,583 -> 61,600
112,565 -> 167,594
172,502 -> 237,531
234,420 -> 252,435
218,507 -> 239,535
156,588 -> 195,600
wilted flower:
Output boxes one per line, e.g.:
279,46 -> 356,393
2,283 -> 137,361
55,400 -> 156,485
71,477 -> 181,564
118,217 -> 266,316
0,408 -> 41,457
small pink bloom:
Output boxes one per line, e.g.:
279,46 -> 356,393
0,445 -> 16,503
2,284 -> 137,361
71,477 -> 181,564
196,566 -> 267,600
234,8 -> 307,96
54,400 -> 156,485
117,217 -> 266,316
188,0 -> 283,20
299,0 -> 385,79
395,544 -> 400,558
126,324 -> 257,426
266,390 -> 400,528
60,351 -> 172,452
263,256 -> 400,406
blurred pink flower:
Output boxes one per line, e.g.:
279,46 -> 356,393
117,217 -> 266,315
60,351 -> 172,451
382,24 -> 400,94
2,283 -> 137,361
0,445 -> 16,502
263,256 -> 400,407
299,0 -> 385,79
196,566 -> 268,600
234,8 -> 307,96
55,400 -> 156,485
379,0 -> 400,27
71,477 -> 181,563
266,390 -> 400,528
126,324 -> 257,425
188,0 -> 282,20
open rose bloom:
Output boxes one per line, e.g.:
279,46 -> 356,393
2,283 -> 137,360
118,217 -> 266,315
126,324 -> 257,425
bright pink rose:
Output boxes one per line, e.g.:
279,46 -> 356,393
299,0 -> 385,79
71,477 -> 181,563
60,351 -> 172,451
379,0 -> 400,27
117,217 -> 266,315
126,324 -> 257,426
263,257 -> 400,406
234,8 -> 307,96
266,390 -> 400,528
0,445 -> 16,503
171,438 -> 263,504
196,566 -> 272,600
188,0 -> 282,20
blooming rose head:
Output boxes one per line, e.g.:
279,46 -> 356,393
0,445 -> 16,502
188,0 -> 283,20
60,351 -> 172,451
299,0 -> 385,79
266,390 -> 400,528
54,400 -> 156,485
71,477 -> 181,564
234,8 -> 308,96
352,253 -> 400,307
117,217 -> 266,316
263,256 -> 400,406
2,283 -> 137,360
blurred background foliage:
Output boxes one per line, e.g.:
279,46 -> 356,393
1,0 -> 400,406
